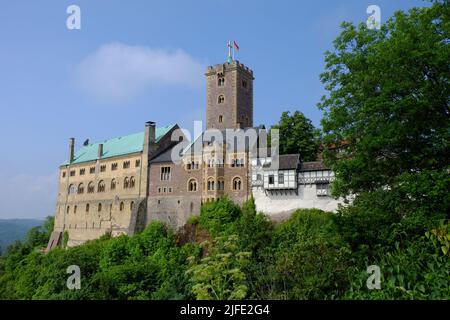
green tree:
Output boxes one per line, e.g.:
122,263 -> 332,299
270,111 -> 320,161
318,1 -> 450,197
186,234 -> 251,300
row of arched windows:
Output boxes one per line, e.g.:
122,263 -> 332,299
187,177 -> 242,192
65,201 -> 134,214
68,177 -> 136,195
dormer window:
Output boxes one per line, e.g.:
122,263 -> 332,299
218,95 -> 225,104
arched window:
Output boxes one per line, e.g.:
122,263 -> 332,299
74,205 -> 77,214
218,77 -> 225,86
66,206 -> 70,214
218,179 -> 225,191
207,178 -> 215,191
233,177 -> 242,191
111,179 -> 116,191
86,203 -> 90,213
188,179 -> 197,192
129,177 -> 135,189
124,177 -> 129,189
98,180 -> 105,193
77,183 -> 84,194
218,95 -> 225,104
130,201 -> 134,211
87,182 -> 95,194
219,115 -> 223,123
119,202 -> 124,211
68,184 -> 76,195
98,203 -> 102,212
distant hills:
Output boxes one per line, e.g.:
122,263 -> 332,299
0,219 -> 44,254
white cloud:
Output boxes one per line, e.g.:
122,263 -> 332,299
75,42 -> 204,101
0,172 -> 58,219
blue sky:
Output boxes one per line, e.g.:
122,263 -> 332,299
0,0 -> 429,218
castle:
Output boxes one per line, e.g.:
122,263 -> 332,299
47,56 -> 340,250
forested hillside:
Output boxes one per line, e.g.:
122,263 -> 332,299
0,219 -> 44,254
0,196 -> 448,300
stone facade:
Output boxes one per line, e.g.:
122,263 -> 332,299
51,122 -> 179,247
206,61 -> 254,130
49,56 -> 345,249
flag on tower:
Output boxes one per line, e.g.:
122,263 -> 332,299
233,41 -> 240,51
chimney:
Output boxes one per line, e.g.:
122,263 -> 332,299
146,121 -> 156,144
98,143 -> 103,159
69,138 -> 75,164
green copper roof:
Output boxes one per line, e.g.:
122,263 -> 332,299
62,124 -> 175,166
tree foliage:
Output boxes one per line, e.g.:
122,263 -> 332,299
318,1 -> 450,197
270,111 -> 321,161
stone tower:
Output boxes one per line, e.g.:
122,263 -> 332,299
205,60 -> 254,130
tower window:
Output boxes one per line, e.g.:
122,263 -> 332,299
160,166 -> 171,181
218,95 -> 225,104
218,77 -> 225,86
232,177 -> 242,191
188,179 -> 198,192
242,80 -> 247,88
219,115 -> 223,123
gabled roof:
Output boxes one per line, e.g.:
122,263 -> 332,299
263,154 -> 300,170
300,161 -> 330,171
62,124 -> 176,166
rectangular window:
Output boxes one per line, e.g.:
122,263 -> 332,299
70,170 -> 75,177
89,167 -> 95,174
62,171 -> 66,178
135,159 -> 140,168
123,161 -> 130,169
268,175 -> 274,185
160,166 -> 171,181
278,173 -> 284,184
79,168 -> 85,176
316,183 -> 329,197
111,163 -> 118,171
100,165 -> 106,172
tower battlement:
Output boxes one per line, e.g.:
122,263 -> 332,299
205,60 -> 254,78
